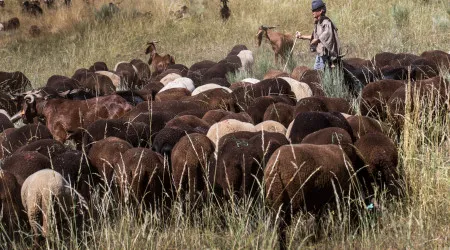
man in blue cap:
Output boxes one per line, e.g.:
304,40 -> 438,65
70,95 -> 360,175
296,0 -> 341,70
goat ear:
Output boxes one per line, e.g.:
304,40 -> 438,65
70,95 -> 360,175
169,55 -> 175,64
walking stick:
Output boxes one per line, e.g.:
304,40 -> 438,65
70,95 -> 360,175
283,36 -> 298,72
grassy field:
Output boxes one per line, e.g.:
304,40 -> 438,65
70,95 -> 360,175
0,0 -> 449,249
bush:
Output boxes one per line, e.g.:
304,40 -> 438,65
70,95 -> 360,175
95,3 -> 120,22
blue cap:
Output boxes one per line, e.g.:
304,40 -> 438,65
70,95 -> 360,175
312,0 -> 325,11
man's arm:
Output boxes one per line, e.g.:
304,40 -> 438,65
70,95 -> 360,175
295,31 -> 312,40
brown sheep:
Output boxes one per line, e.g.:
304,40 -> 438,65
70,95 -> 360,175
0,113 -> 14,132
0,170 -> 27,239
290,65 -> 310,81
0,71 -> 31,94
360,79 -> 405,119
202,109 -> 254,125
115,148 -> 171,208
263,102 -> 294,128
295,96 -> 354,115
0,124 -> 53,159
420,50 -> 450,69
155,88 -> 191,102
289,111 -> 355,143
210,131 -> 289,199
14,139 -> 66,159
263,69 -> 289,79
171,133 -> 215,203
145,41 -> 175,76
264,144 -> 356,249
256,25 -> 294,63
354,132 -> 402,197
88,137 -> 133,185
346,115 -> 391,139
2,151 -> 50,185
1,17 -> 20,31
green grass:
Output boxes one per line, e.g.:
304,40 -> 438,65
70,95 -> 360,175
0,0 -> 449,249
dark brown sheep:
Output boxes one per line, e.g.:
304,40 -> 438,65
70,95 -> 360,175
22,1 -> 43,16
145,41 -> 175,76
0,92 -> 21,116
88,137 -> 133,185
295,96 -> 354,115
202,56 -> 241,83
51,150 -> 99,200
80,72 -> 116,95
263,102 -> 294,128
420,50 -> 450,69
289,111 -> 355,143
89,61 -> 108,72
82,119 -> 151,150
298,69 -> 325,96
210,131 -> 289,199
115,148 -> 171,208
171,133 -> 215,202
346,115 -> 391,139
167,64 -> 189,76
46,75 -> 81,92
264,144 -> 355,249
360,79 -> 405,119
202,109 -> 254,125
14,139 -> 66,159
354,132 -> 402,197
115,62 -> 140,89
0,170 -> 27,238
301,127 -> 354,157
2,151 -> 50,185
0,124 -> 53,159
246,96 -> 294,124
130,59 -> 151,80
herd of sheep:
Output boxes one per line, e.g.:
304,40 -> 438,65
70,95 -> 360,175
0,38 -> 449,248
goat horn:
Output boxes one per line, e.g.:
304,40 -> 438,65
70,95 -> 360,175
10,111 -> 23,123
24,93 -> 35,104
268,26 -> 277,29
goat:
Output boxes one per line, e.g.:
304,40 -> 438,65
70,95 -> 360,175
256,25 -> 294,64
18,90 -> 133,142
220,0 -> 230,21
0,0 -> 4,8
145,41 -> 175,76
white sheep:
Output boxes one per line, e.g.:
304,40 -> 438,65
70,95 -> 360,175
255,120 -> 287,135
158,77 -> 195,93
160,73 -> 182,86
237,50 -> 254,72
21,169 -> 82,243
207,119 -> 256,148
191,83 -> 232,96
95,71 -> 121,87
279,77 -> 312,101
241,78 -> 260,84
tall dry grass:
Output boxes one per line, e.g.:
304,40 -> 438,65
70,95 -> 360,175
0,0 -> 449,249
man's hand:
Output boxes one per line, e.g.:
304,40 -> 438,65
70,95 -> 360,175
295,31 -> 302,39
310,39 -> 320,45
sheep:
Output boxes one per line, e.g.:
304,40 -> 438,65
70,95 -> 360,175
0,112 -> 14,132
263,102 -> 294,128
45,75 -> 80,92
95,71 -> 121,88
202,109 -> 253,125
89,61 -> 109,72
206,119 -> 256,147
192,83 -> 232,96
264,144 -> 355,249
279,77 -> 313,101
2,151 -> 50,185
115,148 -> 171,208
21,169 -> 82,246
88,137 -> 133,185
220,0 -> 230,21
346,115 -> 391,139
114,62 -> 140,89
158,77 -> 195,93
211,131 -> 289,199
0,170 -> 27,239
15,139 -> 66,159
295,96 -> 354,115
360,79 -> 406,119
290,65 -> 310,81
354,132 -> 402,197
0,0 -> 4,8
254,120 -> 287,135
22,1 -> 43,15
245,95 -> 295,124
241,78 -> 260,84
171,133 -> 215,203
236,50 -> 254,71
263,69 -> 289,79
159,72 -> 182,86
130,59 -> 152,80
289,111 -> 355,144
0,124 -> 53,159
145,41 -> 175,75
256,25 -> 294,63
155,88 -> 191,102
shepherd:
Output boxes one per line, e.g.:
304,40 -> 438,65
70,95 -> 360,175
296,0 -> 341,70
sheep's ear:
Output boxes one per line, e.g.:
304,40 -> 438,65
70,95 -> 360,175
145,45 -> 151,54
